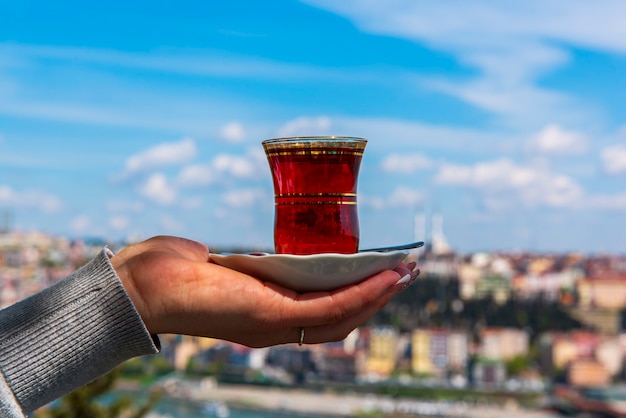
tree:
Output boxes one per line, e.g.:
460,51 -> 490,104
35,365 -> 161,418
506,355 -> 532,377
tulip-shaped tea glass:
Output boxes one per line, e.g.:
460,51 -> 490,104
262,136 -> 367,255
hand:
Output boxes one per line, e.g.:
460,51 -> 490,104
111,236 -> 419,348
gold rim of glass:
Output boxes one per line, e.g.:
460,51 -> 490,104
262,136 -> 367,151
275,201 -> 357,206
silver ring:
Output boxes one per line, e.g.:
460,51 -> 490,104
298,327 -> 305,346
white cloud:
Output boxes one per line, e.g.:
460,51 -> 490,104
220,188 -> 269,208
180,196 -> 203,210
0,44 -> 393,133
1,43 -> 330,82
109,215 -> 130,230
70,215 -> 90,232
305,0 -> 626,55
435,158 -> 583,208
177,164 -> 216,187
159,215 -> 185,232
177,148 -> 267,188
359,194 -> 386,210
0,98 -> 139,128
174,147 -> 269,200
106,200 -> 145,212
588,192 -> 626,210
0,62 -> 247,133
304,0 -> 626,126
329,116 -> 518,154
601,144 -> 626,174
220,121 -> 246,142
0,185 -> 15,200
423,44 -> 574,126
213,154 -> 259,178
380,153 -> 434,173
0,184 -> 62,212
276,116 -> 332,138
360,186 -> 425,209
124,138 -> 197,175
387,185 -> 426,207
139,173 -> 177,205
529,124 -> 587,155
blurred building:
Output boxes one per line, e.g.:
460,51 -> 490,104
538,330 -> 625,386
316,347 -> 358,382
567,359 -> 611,387
411,328 -> 469,377
471,360 -> 506,389
578,273 -> 626,310
363,327 -> 398,377
478,327 -> 529,361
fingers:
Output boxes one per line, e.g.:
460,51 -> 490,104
281,272 -> 395,330
291,295 -> 391,345
294,262 -> 419,324
283,262 -> 421,345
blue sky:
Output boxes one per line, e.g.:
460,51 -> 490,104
1,0 -> 626,254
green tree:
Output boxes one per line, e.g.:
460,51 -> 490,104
35,365 -> 161,418
506,355 -> 532,377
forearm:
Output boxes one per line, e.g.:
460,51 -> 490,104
0,248 -> 159,415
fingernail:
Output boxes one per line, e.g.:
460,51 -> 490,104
394,274 -> 411,286
406,261 -> 417,271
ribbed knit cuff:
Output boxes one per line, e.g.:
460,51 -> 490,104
0,371 -> 22,418
0,248 -> 160,414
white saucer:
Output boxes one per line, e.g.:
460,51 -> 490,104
208,250 -> 410,292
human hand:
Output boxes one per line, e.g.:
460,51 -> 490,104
111,236 -> 419,348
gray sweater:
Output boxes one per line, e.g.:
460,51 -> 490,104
0,248 -> 160,416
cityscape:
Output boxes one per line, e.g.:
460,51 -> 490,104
4,1 -> 626,417
3,215 -> 626,417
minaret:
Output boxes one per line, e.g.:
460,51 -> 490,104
431,209 -> 451,255
1,211 -> 11,234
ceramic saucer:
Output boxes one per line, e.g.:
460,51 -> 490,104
209,250 -> 412,292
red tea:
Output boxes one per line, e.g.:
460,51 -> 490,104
263,137 -> 367,255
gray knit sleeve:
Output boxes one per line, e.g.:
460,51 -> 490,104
0,248 -> 160,416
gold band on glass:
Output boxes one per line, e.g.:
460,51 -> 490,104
274,192 -> 357,205
275,201 -> 357,205
265,150 -> 364,157
275,193 -> 357,198
262,137 -> 367,154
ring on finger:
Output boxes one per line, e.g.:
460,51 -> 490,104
298,327 -> 305,346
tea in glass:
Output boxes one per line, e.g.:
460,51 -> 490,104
262,136 -> 367,255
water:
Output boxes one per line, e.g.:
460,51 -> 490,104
100,388 -> 333,418
150,395 -> 332,418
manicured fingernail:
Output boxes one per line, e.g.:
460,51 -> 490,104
406,261 -> 417,271
395,274 -> 411,286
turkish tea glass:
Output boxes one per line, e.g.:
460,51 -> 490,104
262,136 -> 367,255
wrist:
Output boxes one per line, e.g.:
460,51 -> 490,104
110,250 -> 154,334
